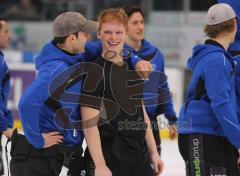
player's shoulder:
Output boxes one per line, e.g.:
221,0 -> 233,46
143,39 -> 161,51
143,39 -> 163,58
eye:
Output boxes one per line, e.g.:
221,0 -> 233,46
104,31 -> 111,34
132,21 -> 138,25
116,31 -> 123,34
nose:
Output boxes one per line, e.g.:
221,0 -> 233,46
138,23 -> 144,30
110,33 -> 117,40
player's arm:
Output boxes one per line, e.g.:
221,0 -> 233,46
142,103 -> 164,175
157,51 -> 178,139
19,79 -> 63,148
204,54 -> 240,149
0,60 -> 12,136
132,55 -> 153,79
81,106 -> 112,176
80,64 -> 112,176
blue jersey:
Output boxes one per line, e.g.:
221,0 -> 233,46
178,40 -> 240,149
0,51 -> 13,132
19,42 -> 85,148
124,40 -> 177,123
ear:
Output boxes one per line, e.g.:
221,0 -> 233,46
68,34 -> 76,42
97,31 -> 101,39
124,34 -> 127,41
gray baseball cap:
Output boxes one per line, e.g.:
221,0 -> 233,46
53,12 -> 98,37
207,3 -> 236,25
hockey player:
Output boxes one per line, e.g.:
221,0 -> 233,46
178,3 -> 240,175
0,17 -> 13,175
81,8 -> 164,176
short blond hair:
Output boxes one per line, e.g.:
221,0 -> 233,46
98,8 -> 128,32
204,18 -> 236,38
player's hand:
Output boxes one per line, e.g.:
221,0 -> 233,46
237,155 -> 240,169
95,164 -> 112,176
135,60 -> 153,80
169,124 -> 178,140
150,152 -> 164,175
237,149 -> 240,169
3,128 -> 13,138
42,131 -> 63,148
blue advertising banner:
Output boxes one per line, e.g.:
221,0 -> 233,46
8,64 -> 36,120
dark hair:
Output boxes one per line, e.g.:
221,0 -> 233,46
0,17 -> 8,30
53,31 -> 79,44
123,6 -> 144,19
204,18 -> 236,38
